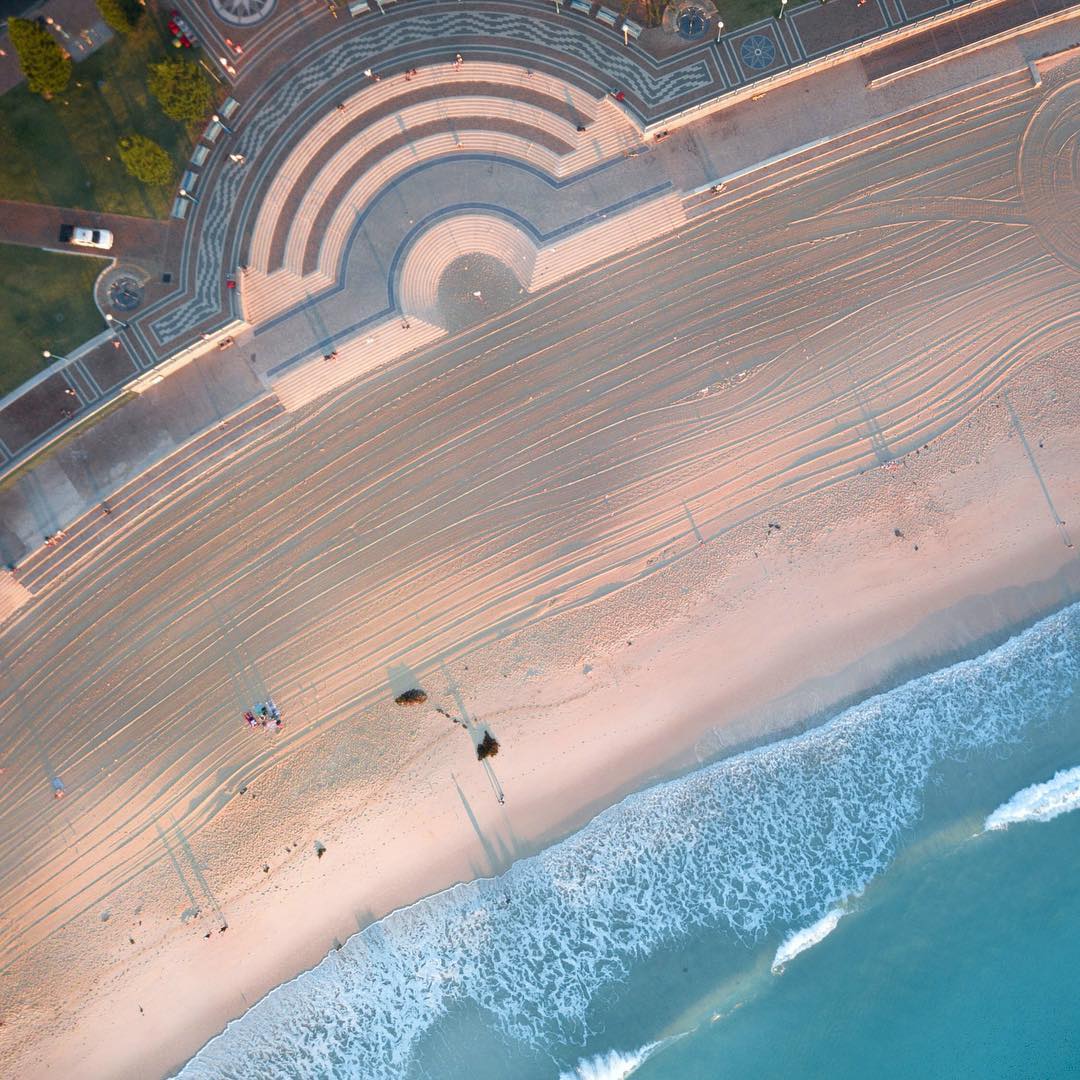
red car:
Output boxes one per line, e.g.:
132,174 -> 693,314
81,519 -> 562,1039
168,10 -> 197,48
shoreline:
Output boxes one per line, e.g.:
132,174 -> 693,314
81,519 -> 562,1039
6,345 -> 1076,1080
179,550 -> 1080,1080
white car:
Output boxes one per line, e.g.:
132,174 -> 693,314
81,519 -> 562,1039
71,227 -> 114,250
59,224 -> 114,250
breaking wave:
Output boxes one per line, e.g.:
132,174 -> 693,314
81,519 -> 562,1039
772,908 -> 846,972
557,1041 -> 661,1080
177,602 -> 1079,1080
984,765 -> 1080,830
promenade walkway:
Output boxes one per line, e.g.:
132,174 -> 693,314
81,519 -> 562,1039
2,0 -> 1075,465
0,0 -> 1077,573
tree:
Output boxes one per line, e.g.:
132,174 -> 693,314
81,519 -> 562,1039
477,731 -> 500,760
148,59 -> 213,123
8,18 -> 71,99
95,0 -> 141,34
117,135 -> 174,186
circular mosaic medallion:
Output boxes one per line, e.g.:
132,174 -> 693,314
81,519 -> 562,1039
740,34 -> 777,70
210,0 -> 277,26
676,7 -> 709,39
109,278 -> 142,312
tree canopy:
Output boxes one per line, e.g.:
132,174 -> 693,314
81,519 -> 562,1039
118,135 -> 174,186
147,58 -> 213,123
8,18 -> 72,99
95,0 -> 142,35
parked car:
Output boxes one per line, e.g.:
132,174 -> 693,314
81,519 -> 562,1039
168,10 -> 197,47
58,224 -> 114,250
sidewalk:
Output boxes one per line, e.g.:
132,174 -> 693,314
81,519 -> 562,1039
0,342 -> 266,566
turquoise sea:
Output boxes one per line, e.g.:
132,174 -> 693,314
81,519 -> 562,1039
177,600 -> 1080,1080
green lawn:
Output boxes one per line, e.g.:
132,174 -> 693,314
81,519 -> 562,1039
0,242 -> 105,397
718,0 -> 781,29
0,11 -> 198,219
627,0 -> 777,30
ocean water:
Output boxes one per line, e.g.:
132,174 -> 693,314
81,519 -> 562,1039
176,601 -> 1080,1080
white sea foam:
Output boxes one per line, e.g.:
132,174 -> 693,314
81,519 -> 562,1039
984,765 -> 1080,830
177,601 -> 1080,1080
771,907 -> 846,972
557,1041 -> 661,1080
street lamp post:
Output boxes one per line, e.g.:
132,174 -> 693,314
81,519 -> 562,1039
42,349 -> 68,363
778,0 -> 788,19
212,112 -> 234,135
179,187 -> 199,204
716,18 -> 724,41
105,313 -> 130,331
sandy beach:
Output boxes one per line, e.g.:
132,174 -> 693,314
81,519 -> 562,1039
1,336 -> 1076,1079
0,38 -> 1078,1076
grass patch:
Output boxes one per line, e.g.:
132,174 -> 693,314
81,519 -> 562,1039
624,0 -> 777,30
0,391 -> 135,492
0,241 -> 105,397
0,11 -> 198,218
717,0 -> 780,30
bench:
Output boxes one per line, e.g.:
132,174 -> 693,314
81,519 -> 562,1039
219,96 -> 240,120
190,144 -> 210,167
170,197 -> 190,220
595,6 -> 617,26
180,169 -> 199,193
349,0 -> 370,13
621,18 -> 642,38
566,0 -> 592,13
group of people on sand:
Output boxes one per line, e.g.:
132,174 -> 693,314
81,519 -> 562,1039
244,700 -> 283,731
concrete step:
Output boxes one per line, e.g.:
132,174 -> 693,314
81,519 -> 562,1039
271,317 -> 445,412
398,213 -> 538,322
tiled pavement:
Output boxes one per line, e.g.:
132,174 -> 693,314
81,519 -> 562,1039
140,0 -> 984,349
